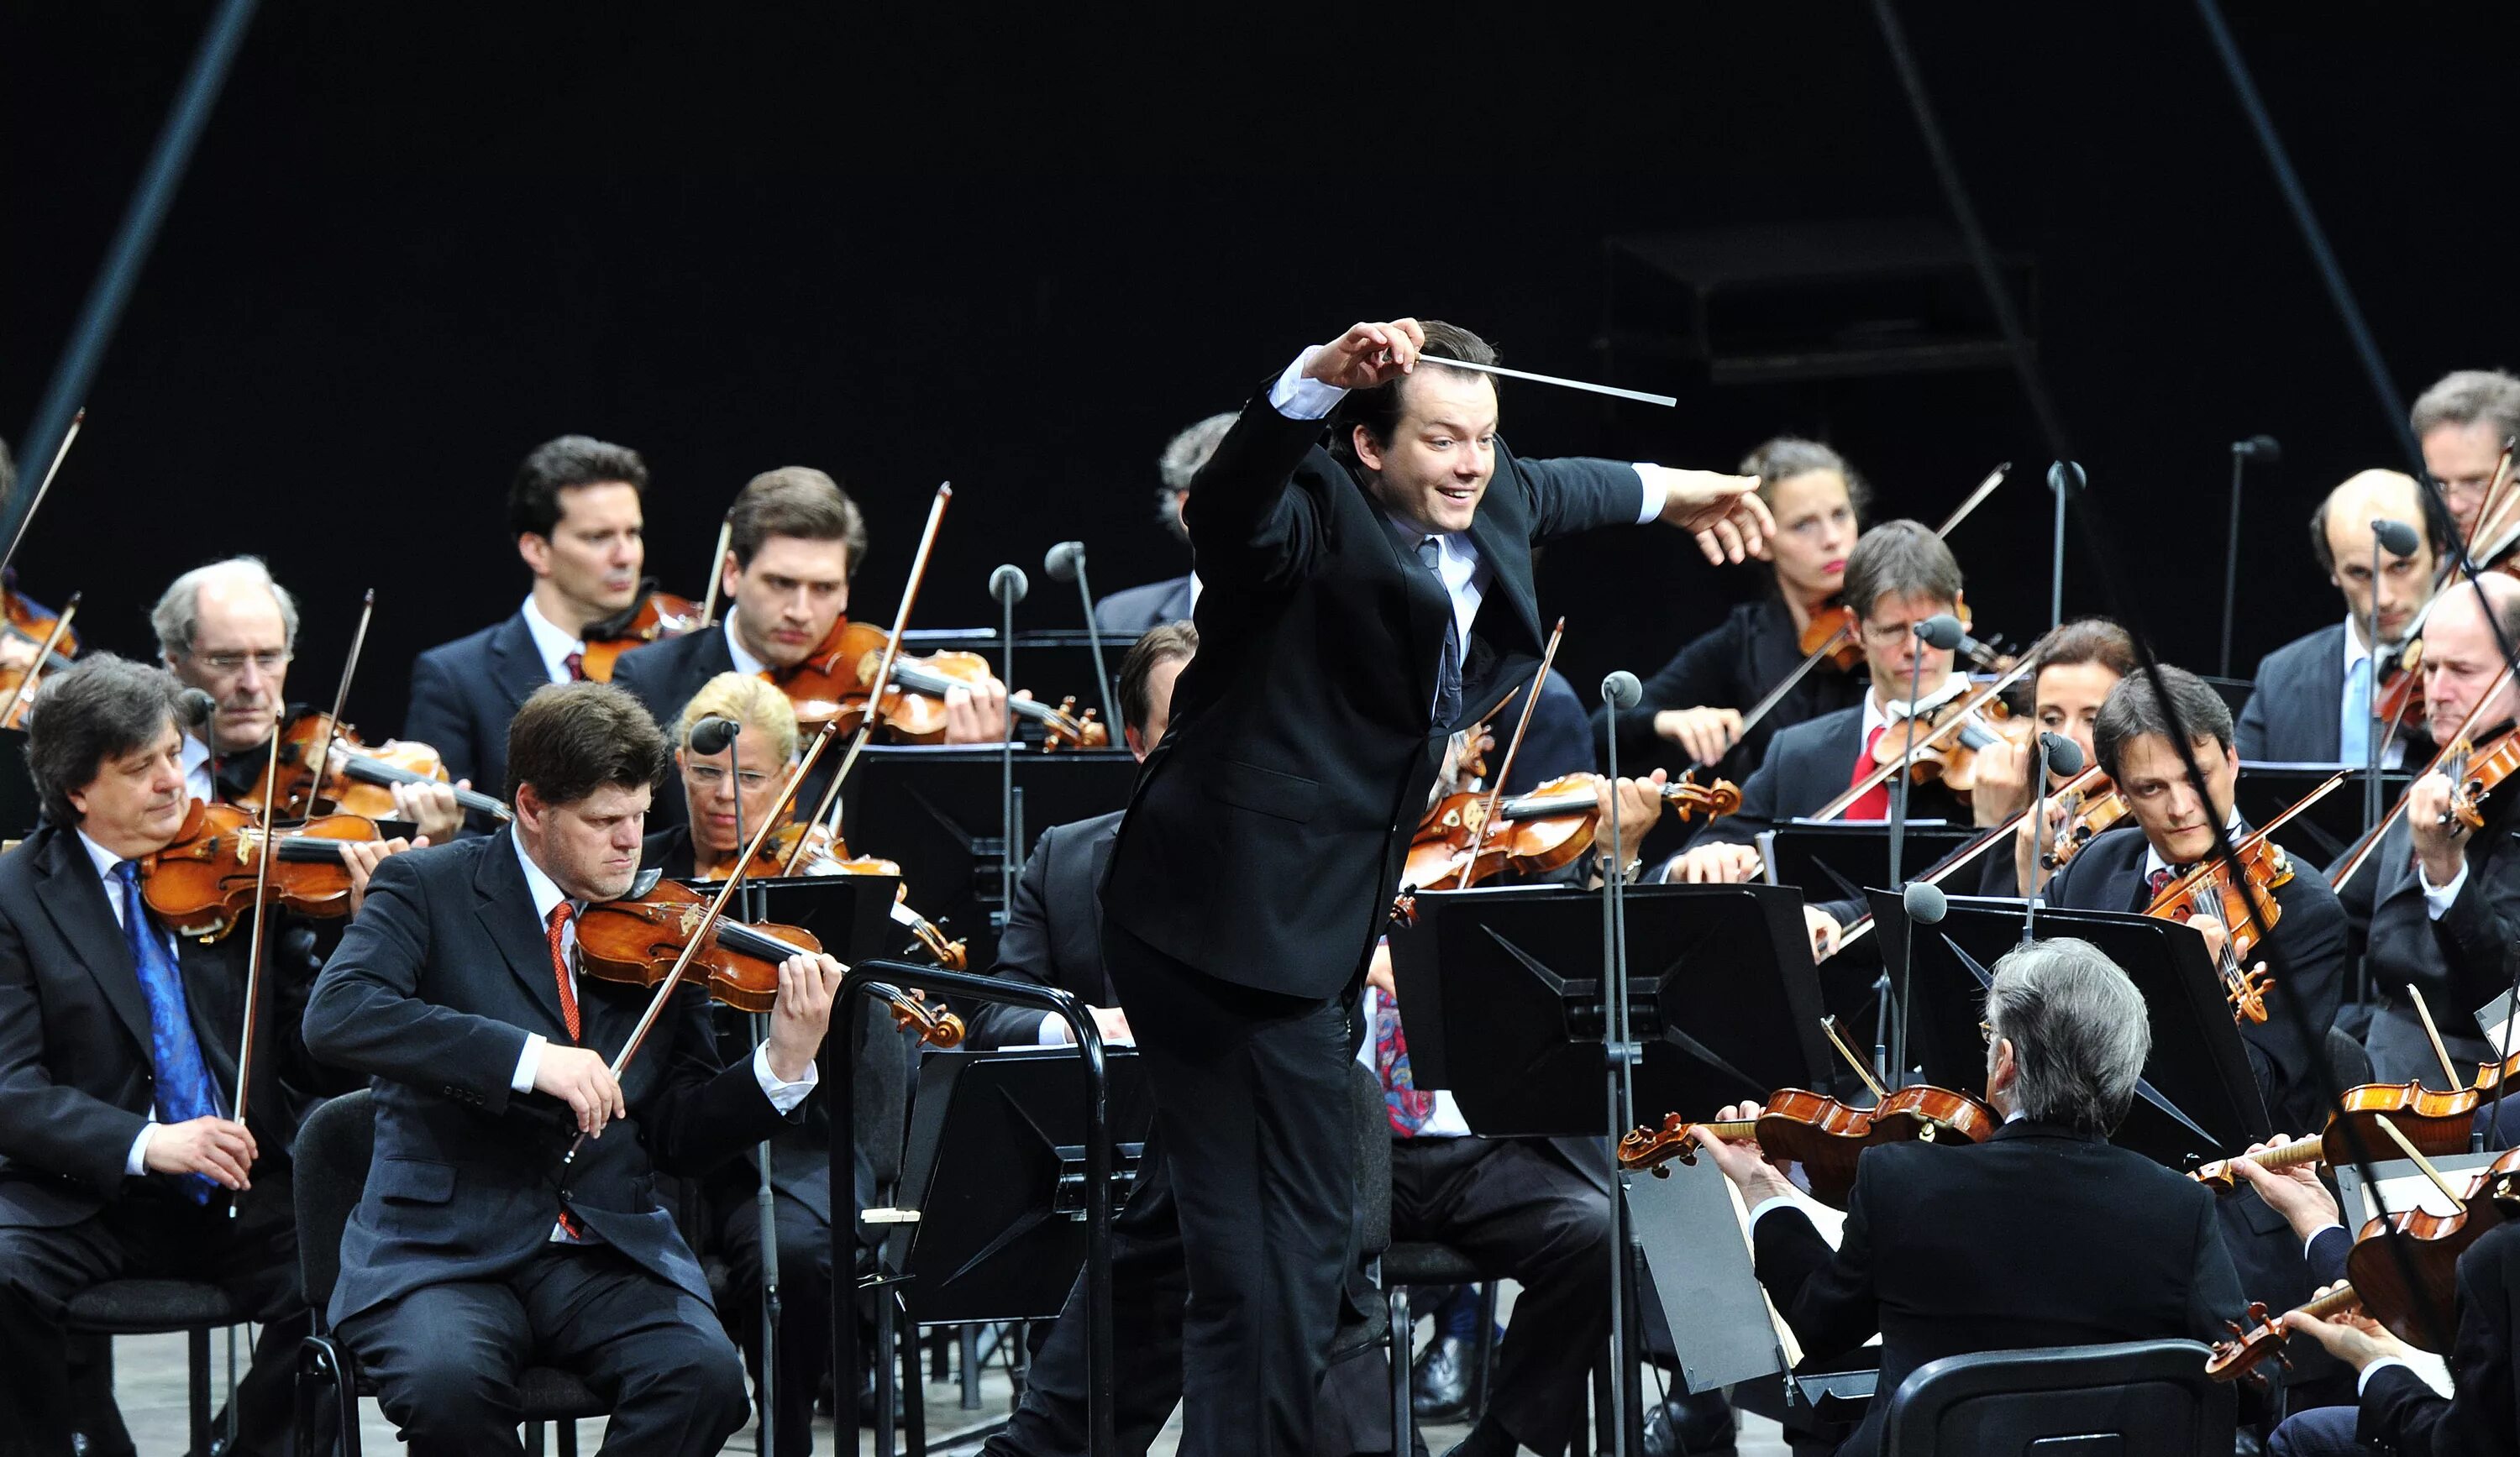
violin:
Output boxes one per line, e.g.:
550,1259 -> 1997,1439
1404,773 -> 1741,894
1798,603 -> 1863,673
772,619 -> 1108,748
2190,1081 -> 2483,1195
246,710 -> 512,824
2144,836 -> 2289,1025
1617,1085 -> 1997,1208
0,589 -> 81,730
1869,696 -> 2034,804
2040,775 -> 2128,871
575,877 -> 966,1044
2439,726 -> 2520,831
139,799 -> 391,940
2372,638 -> 2424,738
2,588 -> 77,663
577,584 -> 706,683
714,820 -> 970,972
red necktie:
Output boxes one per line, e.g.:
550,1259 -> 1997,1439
562,650 -> 586,683
545,903 -> 581,1041
1845,722 -> 1892,820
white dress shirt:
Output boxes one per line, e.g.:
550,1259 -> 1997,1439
2143,810 -> 2250,885
180,734 -> 217,809
719,612 -> 769,679
1858,673 -> 1972,753
79,830 -> 205,1177
520,595 -> 588,684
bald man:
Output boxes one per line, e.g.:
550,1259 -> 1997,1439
2237,470 -> 2439,765
2337,575 -> 2520,1082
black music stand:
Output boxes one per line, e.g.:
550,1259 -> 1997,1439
670,873 -> 900,962
2237,762 -> 2415,867
881,1047 -> 1151,1324
1388,882 -> 1830,1136
837,746 -> 1142,971
1870,894 -> 2271,1168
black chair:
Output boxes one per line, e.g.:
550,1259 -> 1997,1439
291,1090 -> 611,1457
1877,1339 -> 2234,1456
65,1278 -> 245,1453
2324,1025 -> 2375,1093
1357,1064 -> 1506,1457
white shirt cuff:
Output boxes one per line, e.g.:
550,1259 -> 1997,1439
1633,464 -> 1666,524
1268,350 -> 1349,421
1037,1010 -> 1069,1046
2359,1355 -> 2414,1395
753,1041 -> 818,1114
512,1032 -> 546,1094
1746,1192 -> 1799,1236
2420,858 -> 2469,920
126,1120 -> 156,1177
2306,1223 -> 2344,1258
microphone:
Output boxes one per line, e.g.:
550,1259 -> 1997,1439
2232,434 -> 2283,464
2372,517 -> 2423,559
177,689 -> 218,729
687,715 -> 741,757
1903,880 -> 1949,926
1043,541 -> 1086,584
989,564 -> 1030,605
2037,731 -> 2085,778
1601,670 -> 1642,710
1044,542 -> 1122,731
1913,613 -> 1986,656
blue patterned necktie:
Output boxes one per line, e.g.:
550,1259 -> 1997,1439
114,860 -> 223,1203
1373,991 -> 1433,1135
1415,537 -> 1463,728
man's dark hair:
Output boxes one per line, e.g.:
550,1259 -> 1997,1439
507,435 -> 650,541
726,467 -> 869,579
1840,520 -> 1963,622
1330,320 -> 1497,470
505,682 -> 670,809
24,654 -> 190,828
1118,621 -> 1198,736
2092,663 -> 2234,784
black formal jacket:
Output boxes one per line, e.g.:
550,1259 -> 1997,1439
2336,766 -> 2520,1064
1598,595 -> 1865,784
407,610 -> 553,801
1093,574 -> 1194,640
2356,1219 -> 2520,1457
2042,820 -> 2347,1135
2234,621 -> 2431,764
971,811 -> 1121,1050
302,830 -> 794,1324
0,825 -> 323,1227
1755,1121 -> 2246,1457
1101,378 -> 1645,998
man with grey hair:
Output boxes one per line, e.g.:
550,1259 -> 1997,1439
2412,368 -> 2520,542
152,557 -> 465,844
1695,937 -> 2245,1457
1093,411 -> 1234,638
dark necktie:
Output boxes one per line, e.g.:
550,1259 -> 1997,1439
1415,537 -> 1462,729
113,862 -> 223,1203
562,650 -> 586,683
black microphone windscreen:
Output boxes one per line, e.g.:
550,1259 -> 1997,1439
177,689 -> 218,729
2038,731 -> 2086,778
989,564 -> 1030,605
2236,434 -> 2282,464
687,715 -> 740,757
1043,541 -> 1086,584
1601,671 -> 1643,710
2371,517 -> 2423,558
1914,614 -> 1967,650
1903,880 -> 1949,926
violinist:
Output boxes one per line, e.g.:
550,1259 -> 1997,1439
407,434 -> 654,798
151,556 -> 470,846
1599,436 -> 1868,782
2412,368 -> 2520,545
301,681 -> 843,1457
1661,520 -> 1976,955
0,656 -> 409,1456
1094,412 -> 1234,639
2339,574 -> 2520,1084
1969,616 -> 2138,897
1689,937 -> 2246,1457
2236,469 -> 2439,766
641,673 -> 827,883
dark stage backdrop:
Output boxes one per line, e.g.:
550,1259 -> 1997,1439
5,4 -> 2514,743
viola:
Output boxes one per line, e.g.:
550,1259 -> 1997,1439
246,710 -> 512,824
1616,1085 -> 1996,1208
577,583 -> 706,683
771,619 -> 1107,748
1404,774 -> 1740,894
139,799 -> 391,940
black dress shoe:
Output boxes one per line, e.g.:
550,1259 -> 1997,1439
1641,1389 -> 1736,1456
1411,1333 -> 1475,1423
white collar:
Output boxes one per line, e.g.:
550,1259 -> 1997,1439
1860,673 -> 1969,740
180,733 -> 213,781
2342,613 -> 2376,671
721,611 -> 769,679
74,827 -> 128,883
2143,809 -> 2250,881
520,595 -> 586,681
510,829 -> 575,924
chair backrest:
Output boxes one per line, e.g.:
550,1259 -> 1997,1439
1351,1061 -> 1391,1257
854,1015 -> 918,1187
291,1089 -> 377,1318
2324,1025 -> 2376,1092
1879,1339 -> 2233,1457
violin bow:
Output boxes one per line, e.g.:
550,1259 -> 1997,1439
788,482 -> 953,872
2330,659 -> 2516,890
0,407 -> 81,588
0,591 -> 79,726
1725,463 -> 2010,762
1833,763 -> 2104,952
225,707 -> 289,1217
298,590 -> 375,820
2456,437 -> 2518,565
697,516 -> 733,627
1446,618 -> 1566,889
565,720 -> 844,1168
1809,625 -> 2055,823
2405,985 -> 2466,1093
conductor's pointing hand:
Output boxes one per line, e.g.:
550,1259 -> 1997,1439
1646,465 -> 1776,565
1302,320 -> 1427,390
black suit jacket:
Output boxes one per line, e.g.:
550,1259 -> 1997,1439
407,611 -> 554,800
971,811 -> 1122,1050
1093,574 -> 1194,639
2043,821 -> 2347,1135
0,825 -> 321,1226
2337,773 -> 2520,1063
2357,1219 -> 2520,1457
1101,379 -> 1645,998
1754,1121 -> 2245,1457
2237,623 -> 2346,762
1600,595 -> 1865,783
302,830 -> 794,1323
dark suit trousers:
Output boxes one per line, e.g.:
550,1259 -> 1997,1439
1388,1137 -> 1610,1454
1100,921 -> 1357,1457
706,1169 -> 833,1457
0,1174 -> 305,1457
334,1242 -> 750,1457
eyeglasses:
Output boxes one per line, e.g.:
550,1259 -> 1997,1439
2439,474 -> 2499,502
1978,1019 -> 1997,1047
686,763 -> 774,794
187,649 -> 291,674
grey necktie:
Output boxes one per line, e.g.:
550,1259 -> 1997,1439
1416,536 -> 1462,728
